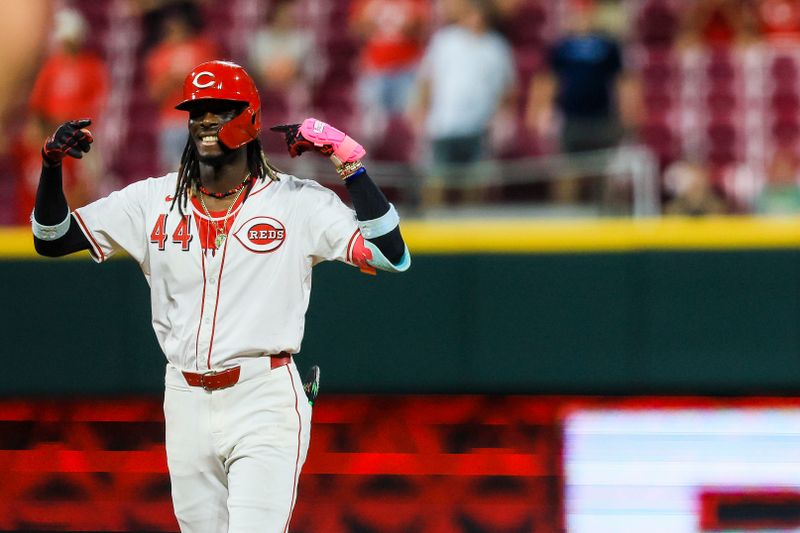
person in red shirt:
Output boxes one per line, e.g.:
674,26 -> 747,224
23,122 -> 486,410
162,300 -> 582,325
29,14 -> 108,129
758,0 -> 800,42
145,2 -> 218,173
677,0 -> 759,48
349,0 -> 430,149
16,7 -> 108,224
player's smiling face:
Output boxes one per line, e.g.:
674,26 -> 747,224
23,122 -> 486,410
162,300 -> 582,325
187,99 -> 247,161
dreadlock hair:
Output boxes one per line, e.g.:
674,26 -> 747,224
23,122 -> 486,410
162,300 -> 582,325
169,137 -> 281,216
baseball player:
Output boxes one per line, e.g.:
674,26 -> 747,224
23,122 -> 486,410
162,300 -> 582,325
31,60 -> 410,532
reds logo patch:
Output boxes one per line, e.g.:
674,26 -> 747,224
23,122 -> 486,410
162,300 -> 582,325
234,217 -> 286,253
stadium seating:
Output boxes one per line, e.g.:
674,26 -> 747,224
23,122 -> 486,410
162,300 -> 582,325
52,0 -> 800,210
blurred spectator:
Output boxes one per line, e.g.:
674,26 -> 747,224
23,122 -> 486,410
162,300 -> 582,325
0,0 -> 50,136
412,0 -> 516,206
755,147 -> 800,214
593,0 -> 631,40
29,8 -> 108,131
15,7 -> 108,224
526,1 -> 640,203
248,0 -> 315,124
0,0 -> 50,225
676,0 -> 759,49
758,0 -> 800,42
349,0 -> 430,150
145,1 -> 218,173
663,160 -> 729,215
494,0 -> 526,17
249,1 -> 314,91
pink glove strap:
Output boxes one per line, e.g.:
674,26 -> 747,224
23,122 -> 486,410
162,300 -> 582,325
334,136 -> 365,163
299,118 -> 366,163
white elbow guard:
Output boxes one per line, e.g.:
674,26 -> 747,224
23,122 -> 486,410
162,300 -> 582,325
358,203 -> 400,239
31,210 -> 71,241
365,240 -> 411,273
351,204 -> 411,273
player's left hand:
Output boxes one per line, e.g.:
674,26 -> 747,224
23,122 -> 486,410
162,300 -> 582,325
270,118 -> 366,164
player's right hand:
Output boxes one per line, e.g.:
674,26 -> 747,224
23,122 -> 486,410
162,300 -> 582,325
42,119 -> 93,166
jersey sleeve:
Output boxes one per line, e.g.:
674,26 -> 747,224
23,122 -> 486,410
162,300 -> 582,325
72,178 -> 153,264
302,183 -> 360,265
417,29 -> 445,82
496,35 -> 517,90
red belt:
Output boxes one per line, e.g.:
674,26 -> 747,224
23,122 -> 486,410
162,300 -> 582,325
182,353 -> 292,391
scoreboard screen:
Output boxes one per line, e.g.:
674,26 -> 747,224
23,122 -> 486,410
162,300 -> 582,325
564,407 -> 800,532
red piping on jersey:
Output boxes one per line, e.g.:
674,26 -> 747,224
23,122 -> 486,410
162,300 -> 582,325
73,211 -> 105,262
194,250 -> 207,371
283,365 -> 303,533
345,228 -> 360,264
205,231 -> 230,369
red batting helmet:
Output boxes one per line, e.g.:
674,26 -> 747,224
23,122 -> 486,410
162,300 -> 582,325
175,60 -> 261,149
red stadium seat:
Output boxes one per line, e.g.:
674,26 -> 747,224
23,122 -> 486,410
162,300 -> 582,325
770,55 -> 798,82
706,50 -> 737,82
636,0 -> 679,48
706,89 -> 738,116
500,0 -> 547,47
771,119 -> 800,143
770,91 -> 800,114
640,121 -> 678,165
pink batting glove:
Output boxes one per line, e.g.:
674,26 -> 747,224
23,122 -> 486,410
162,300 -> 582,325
297,118 -> 366,163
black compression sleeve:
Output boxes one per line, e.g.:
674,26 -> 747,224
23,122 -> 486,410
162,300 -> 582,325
367,227 -> 405,264
344,169 -> 390,220
34,164 -> 69,224
344,169 -> 406,264
32,163 -> 91,257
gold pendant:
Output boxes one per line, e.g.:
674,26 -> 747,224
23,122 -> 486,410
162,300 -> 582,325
215,233 -> 227,248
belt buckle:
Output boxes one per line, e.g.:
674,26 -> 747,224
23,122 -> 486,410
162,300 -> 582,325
199,370 -> 218,391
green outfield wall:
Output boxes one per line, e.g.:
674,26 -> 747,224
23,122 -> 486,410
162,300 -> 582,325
3,218 -> 800,395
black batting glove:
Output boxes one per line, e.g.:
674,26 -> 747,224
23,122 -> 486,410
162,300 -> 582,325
270,123 -> 334,158
302,365 -> 320,406
42,119 -> 94,166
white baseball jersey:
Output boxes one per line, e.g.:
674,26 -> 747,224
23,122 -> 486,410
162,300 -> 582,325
73,172 -> 362,372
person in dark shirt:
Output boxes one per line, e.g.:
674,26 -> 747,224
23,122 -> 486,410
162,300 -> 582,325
549,30 -> 623,152
527,2 -> 640,202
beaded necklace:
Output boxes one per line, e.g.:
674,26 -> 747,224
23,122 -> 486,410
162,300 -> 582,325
197,175 -> 251,199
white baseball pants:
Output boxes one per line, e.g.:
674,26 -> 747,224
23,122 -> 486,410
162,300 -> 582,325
163,358 -> 312,533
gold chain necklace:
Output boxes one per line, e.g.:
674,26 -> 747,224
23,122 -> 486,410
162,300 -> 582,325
198,183 -> 247,249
